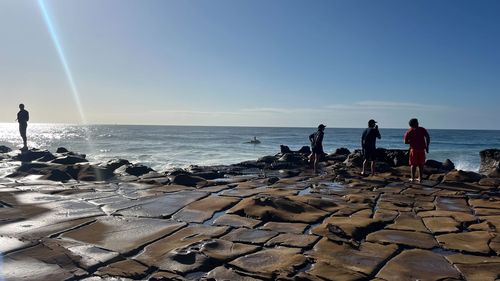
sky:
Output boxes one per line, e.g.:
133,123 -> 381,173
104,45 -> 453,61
0,0 -> 499,129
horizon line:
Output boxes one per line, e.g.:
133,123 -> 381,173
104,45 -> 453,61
0,122 -> 499,131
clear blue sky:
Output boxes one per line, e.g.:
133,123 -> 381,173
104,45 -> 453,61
1,0 -> 499,129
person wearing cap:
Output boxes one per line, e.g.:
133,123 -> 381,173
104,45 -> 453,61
309,124 -> 326,173
361,119 -> 381,176
404,118 -> 430,183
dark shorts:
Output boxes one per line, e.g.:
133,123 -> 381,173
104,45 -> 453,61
19,123 -> 27,138
312,146 -> 324,154
363,148 -> 376,161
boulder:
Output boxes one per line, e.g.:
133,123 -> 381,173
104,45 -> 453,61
280,145 -> 292,154
257,155 -> 277,164
480,149 -> 500,177
425,159 -> 443,169
51,156 -> 88,165
344,150 -> 363,167
444,170 -> 483,183
77,164 -> 115,181
167,168 -> 191,176
280,145 -> 311,155
0,145 -> 12,153
13,149 -> 52,162
34,153 -> 56,162
297,146 -> 311,154
116,164 -> 154,177
425,159 -> 455,172
334,147 -> 351,155
379,148 -> 409,167
100,158 -> 130,171
278,153 -> 307,164
17,162 -> 52,173
170,174 -> 208,187
56,147 -> 69,153
442,159 -> 455,171
41,169 -> 73,182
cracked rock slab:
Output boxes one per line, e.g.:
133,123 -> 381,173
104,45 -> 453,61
172,195 -> 240,223
222,228 -> 278,244
136,224 -> 229,269
229,247 -> 307,279
96,259 -> 149,279
422,216 -> 460,234
212,214 -> 261,228
307,238 -> 398,276
203,266 -> 263,281
115,190 -> 208,218
265,233 -> 320,248
436,231 -> 493,254
366,229 -> 438,249
200,239 -> 260,262
376,249 -> 461,281
259,221 -> 308,234
227,195 -> 328,223
60,217 -> 185,254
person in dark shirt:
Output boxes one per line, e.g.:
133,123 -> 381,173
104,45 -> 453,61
16,104 -> 29,149
361,119 -> 381,176
309,124 -> 326,173
404,118 -> 430,183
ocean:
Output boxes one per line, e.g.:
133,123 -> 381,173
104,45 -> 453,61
1,124 -> 499,173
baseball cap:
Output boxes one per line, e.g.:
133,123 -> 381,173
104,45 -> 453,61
318,124 -> 326,129
368,119 -> 377,125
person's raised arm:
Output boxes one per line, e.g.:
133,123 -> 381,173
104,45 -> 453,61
376,125 -> 381,139
404,130 -> 410,144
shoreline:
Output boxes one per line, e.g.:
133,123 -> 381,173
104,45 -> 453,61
0,146 -> 499,280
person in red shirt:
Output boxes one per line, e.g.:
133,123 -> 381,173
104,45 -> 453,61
404,118 -> 430,183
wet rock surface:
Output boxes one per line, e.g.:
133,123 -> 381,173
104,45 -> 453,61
1,146 -> 499,280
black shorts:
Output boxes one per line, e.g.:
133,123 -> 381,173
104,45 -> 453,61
19,123 -> 27,138
363,148 -> 376,161
312,146 -> 324,154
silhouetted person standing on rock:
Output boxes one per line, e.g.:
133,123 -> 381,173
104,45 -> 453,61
16,104 -> 29,149
309,124 -> 326,174
361,119 -> 381,176
404,118 -> 430,183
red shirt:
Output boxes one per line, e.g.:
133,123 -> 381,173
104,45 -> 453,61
404,127 -> 429,150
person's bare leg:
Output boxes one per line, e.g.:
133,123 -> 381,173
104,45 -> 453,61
371,161 -> 376,176
313,153 -> 319,173
417,165 -> 424,183
309,153 -> 315,170
410,165 -> 417,182
362,160 -> 367,175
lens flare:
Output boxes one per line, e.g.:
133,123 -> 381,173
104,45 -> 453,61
37,0 -> 87,124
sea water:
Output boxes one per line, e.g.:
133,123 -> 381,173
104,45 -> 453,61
0,124 -> 499,173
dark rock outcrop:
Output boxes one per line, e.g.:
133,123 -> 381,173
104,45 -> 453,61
51,156 -> 88,165
13,149 -> 53,162
257,156 -> 277,164
280,145 -> 311,155
41,169 -> 73,182
100,158 -> 130,171
0,145 -> 12,153
334,148 -> 351,155
76,164 -> 115,181
56,147 -> 69,153
344,150 -> 364,167
116,164 -> 154,177
170,174 -> 208,187
444,170 -> 484,183
479,149 -> 500,177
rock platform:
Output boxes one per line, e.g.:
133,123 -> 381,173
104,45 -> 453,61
1,147 -> 499,281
